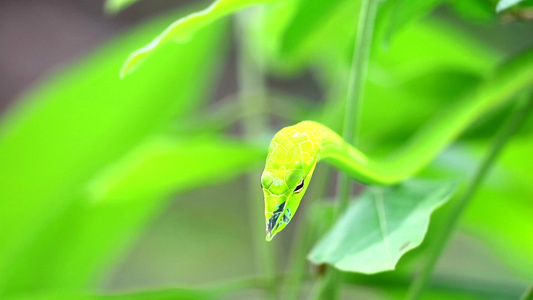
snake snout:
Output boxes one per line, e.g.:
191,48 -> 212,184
264,199 -> 288,241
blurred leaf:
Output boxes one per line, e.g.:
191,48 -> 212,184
427,140 -> 533,279
496,0 -> 525,11
380,0 -> 444,44
104,0 -> 140,14
121,0 -> 279,77
307,201 -> 337,240
316,19 -> 500,144
33,136 -> 265,291
467,139 -> 533,278
308,179 -> 457,273
279,0 -> 349,58
5,277 -> 270,300
0,9 -> 227,295
343,271 -> 524,299
89,136 -> 265,202
446,0 -> 496,21
8,290 -> 211,300
256,0 -> 498,85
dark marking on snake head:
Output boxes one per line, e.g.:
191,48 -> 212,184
266,201 -> 286,233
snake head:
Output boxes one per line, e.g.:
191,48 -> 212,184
261,167 -> 312,241
261,124 -> 321,241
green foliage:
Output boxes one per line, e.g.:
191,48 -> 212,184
497,0 -> 526,11
279,0 -> 351,59
104,0 -> 140,14
0,8 -> 238,296
5,278 -> 269,300
2,0 -> 533,299
89,136 -> 265,202
431,140 -> 533,278
308,180 -> 457,273
379,0 -> 444,44
120,0 -> 279,77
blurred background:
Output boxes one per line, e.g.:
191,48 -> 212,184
1,0 -> 532,299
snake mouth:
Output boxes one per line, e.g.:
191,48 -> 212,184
266,221 -> 282,241
265,201 -> 289,241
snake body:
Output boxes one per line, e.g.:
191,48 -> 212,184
260,50 -> 533,241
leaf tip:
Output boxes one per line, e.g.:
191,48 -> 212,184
120,46 -> 150,78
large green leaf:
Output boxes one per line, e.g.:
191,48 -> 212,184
0,9 -> 227,295
2,137 -> 265,293
308,179 -> 457,273
121,0 -> 279,77
88,135 -> 265,202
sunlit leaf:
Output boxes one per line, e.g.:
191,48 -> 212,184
308,179 -> 457,273
121,0 -> 279,77
104,0 -> 140,14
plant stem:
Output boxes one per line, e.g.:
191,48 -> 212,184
407,95 -> 533,300
521,284 -> 533,300
313,0 -> 378,298
336,0 -> 378,216
235,10 -> 276,297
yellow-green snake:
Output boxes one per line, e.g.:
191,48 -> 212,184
260,50 -> 533,241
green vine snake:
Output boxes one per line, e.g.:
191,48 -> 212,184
260,50 -> 533,241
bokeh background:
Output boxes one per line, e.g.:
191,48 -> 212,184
1,0 -> 532,299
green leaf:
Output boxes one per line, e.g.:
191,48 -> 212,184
279,0 -> 349,58
308,179 -> 458,273
380,0 -> 444,44
496,0 -> 525,11
0,9 -> 227,295
5,277 -> 270,300
88,136 -> 265,202
430,141 -> 533,279
447,0 -> 496,21
22,136 -> 265,292
104,0 -> 140,14
6,289 -> 212,300
121,0 -> 279,77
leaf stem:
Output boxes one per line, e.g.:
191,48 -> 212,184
336,0 -> 378,217
235,10 -> 276,297
315,0 -> 379,298
407,95 -> 533,300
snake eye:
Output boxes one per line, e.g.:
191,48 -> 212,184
294,179 -> 305,194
